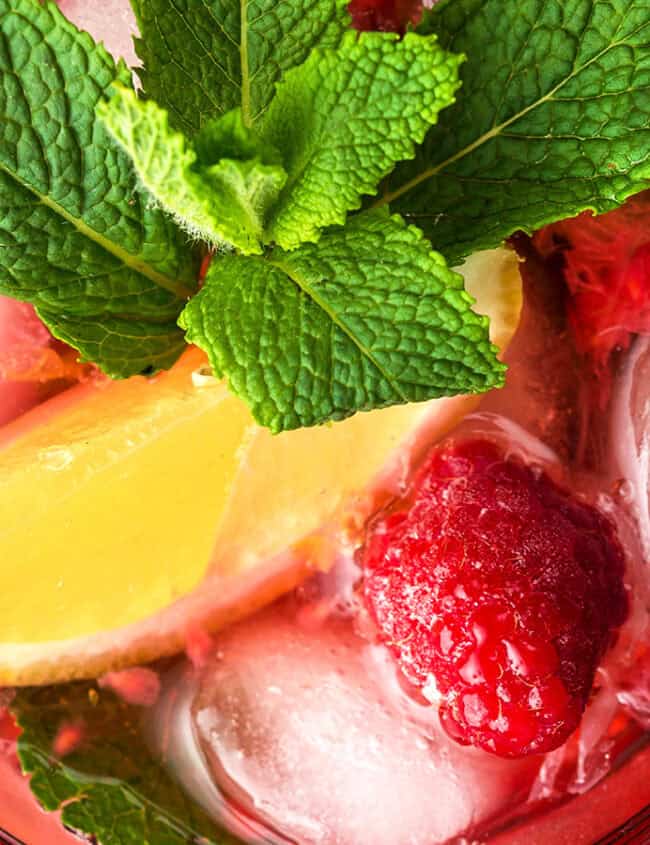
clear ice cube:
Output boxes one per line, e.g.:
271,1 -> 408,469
193,605 -> 539,845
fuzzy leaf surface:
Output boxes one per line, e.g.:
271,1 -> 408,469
98,88 -> 286,254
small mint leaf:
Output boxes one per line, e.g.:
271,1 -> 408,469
180,210 -> 503,432
98,87 -> 287,255
131,0 -> 352,134
259,31 -> 463,250
0,0 -> 198,379
386,0 -> 650,264
12,683 -> 240,845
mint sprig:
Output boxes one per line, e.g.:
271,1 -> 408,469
0,0 -> 198,378
2,0 -> 650,430
12,683 -> 238,845
384,0 -> 650,265
180,210 -> 503,431
100,28 -> 462,257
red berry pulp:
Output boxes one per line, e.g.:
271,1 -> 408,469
362,439 -> 629,758
348,0 -> 422,32
534,190 -> 650,376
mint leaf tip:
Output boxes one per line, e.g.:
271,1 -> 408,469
97,87 -> 289,256
259,30 -> 464,251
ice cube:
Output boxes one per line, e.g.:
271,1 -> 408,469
57,0 -> 139,66
611,335 -> 650,561
192,605 -> 539,845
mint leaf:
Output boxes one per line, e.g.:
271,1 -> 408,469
35,311 -> 188,377
0,0 -> 198,378
180,211 -> 503,432
12,683 -> 240,845
260,31 -> 462,250
384,0 -> 650,265
98,87 -> 286,254
131,0 -> 351,134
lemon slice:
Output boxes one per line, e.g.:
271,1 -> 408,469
0,248 -> 522,684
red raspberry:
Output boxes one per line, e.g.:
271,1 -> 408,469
361,439 -> 629,758
534,190 -> 650,377
348,0 -> 422,33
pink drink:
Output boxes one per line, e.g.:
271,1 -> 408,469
2,3 -> 650,844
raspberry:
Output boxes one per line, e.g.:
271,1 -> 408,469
533,190 -> 650,376
361,439 -> 629,758
348,0 -> 422,33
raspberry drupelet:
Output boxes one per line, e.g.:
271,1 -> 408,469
362,439 -> 629,758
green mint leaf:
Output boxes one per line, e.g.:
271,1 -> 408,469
0,0 -> 198,378
12,682 -> 241,845
180,210 -> 504,433
384,0 -> 650,265
98,87 -> 287,254
259,31 -> 462,250
36,311 -> 188,377
131,0 -> 351,134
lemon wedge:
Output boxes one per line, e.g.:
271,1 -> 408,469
0,248 -> 522,684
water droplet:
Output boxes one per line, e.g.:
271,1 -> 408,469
612,478 -> 635,502
596,493 -> 615,513
422,674 -> 441,704
40,447 -> 74,471
192,366 -> 218,388
459,653 -> 485,686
